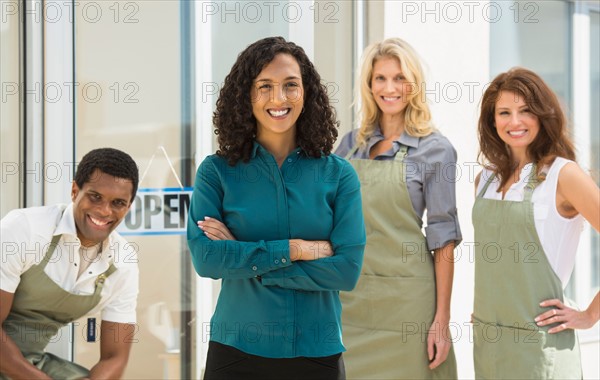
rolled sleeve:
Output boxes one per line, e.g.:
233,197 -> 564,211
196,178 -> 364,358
421,136 -> 463,250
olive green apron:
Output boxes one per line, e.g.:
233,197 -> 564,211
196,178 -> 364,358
341,144 -> 457,379
1,234 -> 116,380
472,168 -> 582,379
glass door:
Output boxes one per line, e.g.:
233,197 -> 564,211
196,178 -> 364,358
72,2 -> 195,378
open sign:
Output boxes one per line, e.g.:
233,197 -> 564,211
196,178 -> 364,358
118,187 -> 193,236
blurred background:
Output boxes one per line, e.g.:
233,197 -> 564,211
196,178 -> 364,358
1,0 -> 598,378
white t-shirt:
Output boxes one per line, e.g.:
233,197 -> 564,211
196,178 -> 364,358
476,157 -> 584,287
1,203 -> 139,323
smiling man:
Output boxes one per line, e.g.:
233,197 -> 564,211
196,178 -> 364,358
0,148 -> 139,380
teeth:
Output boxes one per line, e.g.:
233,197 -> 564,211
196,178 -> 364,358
508,130 -> 527,137
90,216 -> 109,226
383,96 -> 400,101
268,109 -> 289,117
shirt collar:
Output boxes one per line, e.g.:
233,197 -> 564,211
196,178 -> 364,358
370,124 -> 420,149
53,203 -> 116,264
251,141 -> 304,159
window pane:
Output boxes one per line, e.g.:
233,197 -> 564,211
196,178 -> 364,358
590,10 -> 599,291
1,1 -> 21,217
73,2 -> 193,378
490,0 -> 571,103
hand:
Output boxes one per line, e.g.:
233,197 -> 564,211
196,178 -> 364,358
535,298 -> 597,333
289,240 -> 333,261
197,217 -> 236,241
427,317 -> 452,370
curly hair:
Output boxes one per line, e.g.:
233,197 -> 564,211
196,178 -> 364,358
478,67 -> 575,191
213,36 -> 338,165
356,38 -> 434,148
75,148 -> 139,202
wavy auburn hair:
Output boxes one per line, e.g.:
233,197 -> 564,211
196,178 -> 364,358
478,67 -> 575,190
356,38 -> 434,147
213,37 -> 338,165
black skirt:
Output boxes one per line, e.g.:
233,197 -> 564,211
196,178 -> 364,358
204,341 -> 346,380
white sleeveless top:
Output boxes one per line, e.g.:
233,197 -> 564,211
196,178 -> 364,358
476,157 -> 584,287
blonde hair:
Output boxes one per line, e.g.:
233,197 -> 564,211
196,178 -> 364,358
356,38 -> 434,147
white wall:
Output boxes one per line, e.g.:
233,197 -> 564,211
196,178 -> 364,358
384,1 -> 491,378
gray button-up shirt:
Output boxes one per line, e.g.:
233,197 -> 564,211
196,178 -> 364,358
335,128 -> 462,250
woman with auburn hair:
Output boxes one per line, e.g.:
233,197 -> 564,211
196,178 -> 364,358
336,37 -> 460,379
473,67 -> 600,379
187,36 -> 366,379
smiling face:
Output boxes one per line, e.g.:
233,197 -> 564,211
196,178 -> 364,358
251,53 -> 304,144
71,169 -> 133,247
370,56 -> 411,118
494,91 -> 540,158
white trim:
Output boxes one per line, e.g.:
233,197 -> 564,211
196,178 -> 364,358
44,1 -> 74,206
194,2 -> 214,377
572,1 -> 599,345
41,0 -> 76,361
24,0 -> 44,207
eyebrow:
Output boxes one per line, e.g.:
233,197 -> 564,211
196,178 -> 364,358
87,189 -> 128,203
255,76 -> 301,83
496,105 -> 529,110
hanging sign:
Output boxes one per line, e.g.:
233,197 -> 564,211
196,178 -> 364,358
118,187 -> 193,236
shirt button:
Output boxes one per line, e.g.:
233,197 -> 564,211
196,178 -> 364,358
281,258 -> 287,263
252,265 -> 258,271
274,259 -> 279,264
287,158 -> 292,162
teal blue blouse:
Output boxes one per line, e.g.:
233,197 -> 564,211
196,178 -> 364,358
187,142 -> 366,358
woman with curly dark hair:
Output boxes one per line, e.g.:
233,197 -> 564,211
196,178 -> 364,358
187,36 -> 366,380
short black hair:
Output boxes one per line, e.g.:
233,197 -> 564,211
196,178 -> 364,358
75,148 -> 139,202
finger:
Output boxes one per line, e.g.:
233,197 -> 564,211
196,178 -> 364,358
200,221 -> 234,240
539,299 -> 564,308
427,334 -> 435,361
428,347 -> 441,369
203,230 -> 220,241
429,342 -> 449,370
548,323 -> 569,334
535,308 -> 561,322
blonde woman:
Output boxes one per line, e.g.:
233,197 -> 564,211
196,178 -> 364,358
336,38 -> 460,379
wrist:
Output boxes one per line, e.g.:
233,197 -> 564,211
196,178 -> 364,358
434,310 -> 451,324
585,305 -> 600,323
289,239 -> 301,261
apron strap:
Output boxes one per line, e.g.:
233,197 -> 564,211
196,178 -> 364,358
393,144 -> 409,162
38,235 -> 62,270
93,263 -> 117,297
477,164 -> 547,200
41,233 -> 117,297
345,144 -> 360,160
477,172 -> 496,198
523,164 -> 547,202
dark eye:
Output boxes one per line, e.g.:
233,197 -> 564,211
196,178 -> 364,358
89,193 -> 101,202
258,83 -> 272,90
113,200 -> 127,208
285,82 -> 299,88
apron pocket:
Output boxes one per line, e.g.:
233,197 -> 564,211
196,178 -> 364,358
367,275 -> 435,332
473,321 -> 556,379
